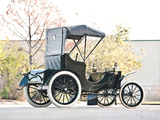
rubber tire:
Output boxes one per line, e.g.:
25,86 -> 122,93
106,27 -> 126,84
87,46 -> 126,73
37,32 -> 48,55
119,81 -> 144,109
24,86 -> 51,107
97,100 -> 115,108
47,71 -> 82,108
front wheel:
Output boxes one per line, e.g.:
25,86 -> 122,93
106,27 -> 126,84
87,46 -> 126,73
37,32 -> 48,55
119,81 -> 144,108
47,71 -> 82,108
24,84 -> 51,107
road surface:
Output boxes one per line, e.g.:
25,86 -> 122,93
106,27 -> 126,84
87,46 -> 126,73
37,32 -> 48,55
0,102 -> 159,120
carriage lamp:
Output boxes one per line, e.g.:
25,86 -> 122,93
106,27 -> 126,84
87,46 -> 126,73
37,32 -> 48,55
113,62 -> 119,75
91,63 -> 97,72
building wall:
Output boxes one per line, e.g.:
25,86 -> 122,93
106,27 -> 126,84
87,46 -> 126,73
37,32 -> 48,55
125,40 -> 160,101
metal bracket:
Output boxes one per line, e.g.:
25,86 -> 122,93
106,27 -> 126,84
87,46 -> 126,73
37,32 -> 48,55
16,86 -> 24,90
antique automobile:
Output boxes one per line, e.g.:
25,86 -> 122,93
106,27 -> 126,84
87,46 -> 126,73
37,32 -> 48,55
18,25 -> 144,108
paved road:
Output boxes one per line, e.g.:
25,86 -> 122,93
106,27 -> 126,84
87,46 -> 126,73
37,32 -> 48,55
0,102 -> 160,120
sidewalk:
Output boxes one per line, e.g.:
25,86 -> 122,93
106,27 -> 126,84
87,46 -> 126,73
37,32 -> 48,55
0,99 -> 29,107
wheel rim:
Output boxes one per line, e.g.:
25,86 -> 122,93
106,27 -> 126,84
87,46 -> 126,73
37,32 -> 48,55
97,89 -> 115,107
51,75 -> 79,105
121,83 -> 144,107
28,84 -> 50,105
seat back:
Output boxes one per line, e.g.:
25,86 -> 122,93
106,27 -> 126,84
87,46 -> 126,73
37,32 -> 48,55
61,54 -> 86,74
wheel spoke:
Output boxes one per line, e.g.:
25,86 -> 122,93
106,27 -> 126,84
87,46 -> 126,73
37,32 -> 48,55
66,78 -> 71,87
42,94 -> 46,102
31,91 -> 39,98
67,79 -> 74,88
104,97 -> 106,104
131,97 -> 133,105
133,86 -> 137,93
68,88 -> 76,95
106,97 -> 109,104
134,96 -> 140,101
134,94 -> 141,96
64,76 -> 66,86
55,81 -> 63,87
66,94 -> 70,102
53,85 -> 62,90
124,89 -> 129,93
39,93 -> 42,103
58,93 -> 63,102
68,93 -> 74,99
132,97 -> 137,104
108,96 -> 113,101
100,96 -> 104,102
131,84 -> 133,92
127,96 -> 131,104
123,96 -> 129,100
59,77 -> 64,86
127,85 -> 131,93
134,90 -> 140,94
54,91 -> 61,98
62,93 -> 65,103
35,92 -> 40,102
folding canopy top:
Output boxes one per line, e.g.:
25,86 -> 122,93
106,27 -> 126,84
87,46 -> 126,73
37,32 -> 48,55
66,25 -> 105,40
45,25 -> 105,56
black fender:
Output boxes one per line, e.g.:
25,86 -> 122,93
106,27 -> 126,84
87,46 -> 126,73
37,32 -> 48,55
121,71 -> 136,80
19,74 -> 29,87
18,70 -> 45,90
116,71 -> 137,88
17,74 -> 29,90
44,68 -> 81,85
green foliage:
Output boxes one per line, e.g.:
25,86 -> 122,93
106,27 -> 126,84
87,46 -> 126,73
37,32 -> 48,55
0,86 -> 10,99
0,41 -> 6,74
86,25 -> 144,75
0,40 -> 29,100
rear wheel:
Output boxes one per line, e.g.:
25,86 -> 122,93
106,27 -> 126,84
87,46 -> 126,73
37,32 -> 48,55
24,84 -> 51,107
47,71 -> 81,108
119,81 -> 144,108
97,89 -> 115,108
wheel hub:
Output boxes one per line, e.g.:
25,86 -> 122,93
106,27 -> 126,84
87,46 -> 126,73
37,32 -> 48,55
104,92 -> 108,97
130,92 -> 134,97
63,87 -> 68,92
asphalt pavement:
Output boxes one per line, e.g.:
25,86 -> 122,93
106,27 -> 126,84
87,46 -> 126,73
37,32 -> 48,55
0,101 -> 160,120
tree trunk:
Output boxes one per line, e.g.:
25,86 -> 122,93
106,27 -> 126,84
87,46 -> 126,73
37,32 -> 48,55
29,52 -> 33,65
28,16 -> 33,66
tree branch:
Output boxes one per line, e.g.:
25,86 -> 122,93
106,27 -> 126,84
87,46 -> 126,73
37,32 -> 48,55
32,29 -> 44,48
31,13 -> 49,49
6,25 -> 25,40
23,49 -> 29,54
31,25 -> 40,37
30,11 -> 39,26
32,41 -> 43,56
11,23 -> 26,39
16,10 -> 28,28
